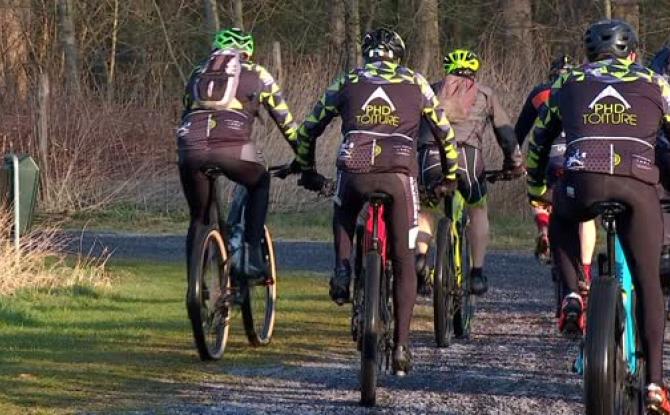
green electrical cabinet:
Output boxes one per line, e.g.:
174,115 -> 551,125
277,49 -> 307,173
1,154 -> 40,236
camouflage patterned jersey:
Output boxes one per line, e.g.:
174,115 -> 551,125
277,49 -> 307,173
179,59 -> 298,153
296,60 -> 458,179
527,58 -> 670,196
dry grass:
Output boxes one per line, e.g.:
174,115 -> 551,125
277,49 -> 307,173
0,33 -> 551,220
0,211 -> 110,296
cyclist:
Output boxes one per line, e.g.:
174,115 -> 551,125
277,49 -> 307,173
526,20 -> 670,413
178,28 -> 299,281
293,28 -> 458,375
516,55 -> 597,282
415,49 -> 523,296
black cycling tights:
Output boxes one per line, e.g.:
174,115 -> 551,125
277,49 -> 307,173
334,172 -> 418,346
179,149 -> 270,270
550,172 -> 664,384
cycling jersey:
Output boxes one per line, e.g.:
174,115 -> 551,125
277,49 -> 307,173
418,76 -> 520,166
528,58 -> 670,192
295,60 -> 458,179
515,83 -> 551,145
179,59 -> 298,154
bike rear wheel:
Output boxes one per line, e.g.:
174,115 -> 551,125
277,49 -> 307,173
433,218 -> 454,348
187,228 -> 231,361
584,276 -> 624,414
454,224 -> 475,338
360,251 -> 382,407
241,226 -> 277,346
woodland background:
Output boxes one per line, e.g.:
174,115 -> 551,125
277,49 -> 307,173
0,0 -> 667,218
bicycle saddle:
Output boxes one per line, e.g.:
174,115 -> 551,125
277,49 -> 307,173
366,192 -> 393,206
591,201 -> 627,217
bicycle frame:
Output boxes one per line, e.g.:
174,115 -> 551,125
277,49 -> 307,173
444,190 -> 468,288
365,202 -> 389,262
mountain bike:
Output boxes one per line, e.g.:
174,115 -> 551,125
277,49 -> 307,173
432,170 -> 517,347
186,167 -> 278,361
572,202 -> 645,414
350,192 -> 395,407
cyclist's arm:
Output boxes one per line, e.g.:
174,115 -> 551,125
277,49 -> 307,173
489,91 -> 522,167
515,91 -> 542,146
295,74 -> 346,170
181,65 -> 201,121
256,65 -> 300,150
417,73 -> 458,180
526,78 -> 565,196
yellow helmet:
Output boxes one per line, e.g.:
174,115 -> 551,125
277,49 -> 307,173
443,49 -> 480,75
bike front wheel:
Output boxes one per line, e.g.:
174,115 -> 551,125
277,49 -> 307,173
360,251 -> 382,407
241,225 -> 277,346
187,228 -> 231,361
454,224 -> 475,339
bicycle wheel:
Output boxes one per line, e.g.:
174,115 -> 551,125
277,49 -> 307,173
187,227 -> 231,361
241,225 -> 277,346
433,218 -> 454,348
360,251 -> 382,407
454,222 -> 475,338
583,276 -> 622,414
552,266 -> 566,318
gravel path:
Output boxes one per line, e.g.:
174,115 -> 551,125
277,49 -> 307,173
68,232 -> 593,414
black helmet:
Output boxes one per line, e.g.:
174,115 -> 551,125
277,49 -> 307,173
549,55 -> 573,80
584,20 -> 638,62
362,28 -> 406,62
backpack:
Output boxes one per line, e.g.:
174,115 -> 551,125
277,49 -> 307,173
191,49 -> 242,110
651,46 -> 670,79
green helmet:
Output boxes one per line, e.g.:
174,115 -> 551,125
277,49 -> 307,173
443,49 -> 480,76
212,28 -> 254,57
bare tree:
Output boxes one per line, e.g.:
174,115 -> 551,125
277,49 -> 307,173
232,0 -> 243,29
204,0 -> 220,35
328,0 -> 346,51
612,0 -> 639,33
414,0 -> 439,76
57,0 -> 80,94
0,0 -> 30,99
501,0 -> 533,61
344,0 -> 362,70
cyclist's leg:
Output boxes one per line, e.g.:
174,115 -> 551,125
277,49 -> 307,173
458,145 -> 489,293
579,219 -> 596,281
416,146 -> 441,289
207,147 -> 269,277
178,150 -> 212,272
375,173 -> 419,347
612,176 -> 664,385
331,171 -> 364,302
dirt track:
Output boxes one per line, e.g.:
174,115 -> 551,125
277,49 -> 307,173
68,233 -> 596,414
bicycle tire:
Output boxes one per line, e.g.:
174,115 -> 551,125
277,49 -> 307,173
241,225 -> 277,346
552,266 -> 566,318
360,251 -> 382,407
433,218 -> 454,348
187,227 -> 231,361
583,276 -> 620,414
454,222 -> 475,339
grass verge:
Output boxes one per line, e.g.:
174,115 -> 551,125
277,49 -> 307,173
0,262 -> 350,414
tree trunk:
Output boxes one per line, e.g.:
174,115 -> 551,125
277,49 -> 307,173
232,0 -> 243,30
203,0 -> 220,35
0,0 -> 30,99
344,0 -> 361,70
603,0 -> 612,18
37,73 -> 50,199
57,0 -> 81,94
612,0 -> 639,33
328,0 -> 345,51
501,0 -> 533,62
414,0 -> 439,76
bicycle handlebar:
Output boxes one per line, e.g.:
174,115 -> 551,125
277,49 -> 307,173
269,162 -> 335,198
